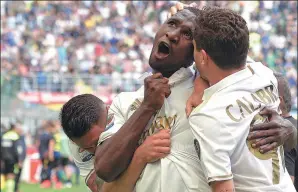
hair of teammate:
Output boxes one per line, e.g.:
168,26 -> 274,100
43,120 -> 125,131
273,72 -> 292,113
193,6 -> 249,70
60,94 -> 105,139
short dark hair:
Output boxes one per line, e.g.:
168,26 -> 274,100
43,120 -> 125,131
60,94 -> 105,139
193,6 -> 249,69
273,72 -> 292,113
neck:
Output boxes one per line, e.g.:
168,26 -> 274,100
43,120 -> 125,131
208,65 -> 246,86
153,69 -> 179,78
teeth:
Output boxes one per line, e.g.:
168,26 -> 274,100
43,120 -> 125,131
162,42 -> 169,48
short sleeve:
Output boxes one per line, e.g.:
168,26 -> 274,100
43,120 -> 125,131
68,140 -> 95,184
189,111 -> 236,184
98,94 -> 126,145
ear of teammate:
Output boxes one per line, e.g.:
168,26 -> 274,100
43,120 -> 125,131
248,107 -> 297,153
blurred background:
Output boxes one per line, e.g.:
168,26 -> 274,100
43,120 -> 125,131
0,1 -> 297,192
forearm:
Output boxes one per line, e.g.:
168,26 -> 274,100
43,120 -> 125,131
211,180 -> 235,192
284,122 -> 297,151
102,153 -> 146,192
194,75 -> 209,90
95,104 -> 155,182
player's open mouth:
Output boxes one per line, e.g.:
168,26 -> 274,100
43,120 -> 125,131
156,41 -> 170,59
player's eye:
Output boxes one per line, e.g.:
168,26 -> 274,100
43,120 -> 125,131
183,31 -> 193,40
167,20 -> 176,27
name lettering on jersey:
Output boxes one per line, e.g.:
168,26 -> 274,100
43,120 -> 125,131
225,85 -> 278,122
138,115 -> 177,145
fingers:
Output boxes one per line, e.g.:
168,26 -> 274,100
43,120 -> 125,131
151,72 -> 163,79
154,129 -> 171,140
185,100 -> 194,118
152,137 -> 171,147
154,146 -> 171,154
189,2 -> 198,7
251,121 -> 279,131
259,142 -> 278,154
167,2 -> 185,19
259,107 -> 278,116
165,89 -> 171,98
250,136 -> 276,149
248,129 -> 277,140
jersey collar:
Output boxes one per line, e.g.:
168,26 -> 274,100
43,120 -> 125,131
203,65 -> 255,101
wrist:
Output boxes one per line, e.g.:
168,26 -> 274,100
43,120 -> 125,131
194,76 -> 209,92
140,102 -> 157,114
133,148 -> 146,166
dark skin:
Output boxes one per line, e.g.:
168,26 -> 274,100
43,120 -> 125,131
149,9 -> 195,77
94,72 -> 170,182
248,107 -> 297,153
95,8 -> 296,182
94,9 -> 196,182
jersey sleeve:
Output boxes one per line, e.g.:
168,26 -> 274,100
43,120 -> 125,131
189,111 -> 236,184
68,141 -> 95,183
98,93 -> 126,145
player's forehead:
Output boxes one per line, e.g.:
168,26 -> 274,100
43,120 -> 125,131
167,9 -> 196,29
171,9 -> 196,22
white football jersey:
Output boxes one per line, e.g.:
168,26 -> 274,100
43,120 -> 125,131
98,67 -> 211,192
68,141 -> 104,191
189,62 -> 296,192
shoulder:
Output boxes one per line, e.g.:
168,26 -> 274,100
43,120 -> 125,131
68,140 -> 94,163
109,88 -> 144,114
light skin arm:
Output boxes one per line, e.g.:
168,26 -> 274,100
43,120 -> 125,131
185,76 -> 210,117
95,73 -> 171,182
101,150 -> 146,192
211,180 -> 235,192
101,130 -> 171,192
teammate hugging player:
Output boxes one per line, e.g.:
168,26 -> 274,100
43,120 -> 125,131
189,6 -> 296,192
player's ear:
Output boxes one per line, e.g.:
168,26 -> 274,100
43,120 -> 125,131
200,49 -> 208,67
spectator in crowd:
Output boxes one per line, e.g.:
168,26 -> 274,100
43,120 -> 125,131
0,1 -> 296,109
274,72 -> 297,186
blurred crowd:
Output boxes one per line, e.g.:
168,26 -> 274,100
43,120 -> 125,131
0,1 -> 297,106
1,120 -> 80,190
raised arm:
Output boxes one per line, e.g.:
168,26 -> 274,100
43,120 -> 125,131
95,73 -> 171,182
